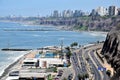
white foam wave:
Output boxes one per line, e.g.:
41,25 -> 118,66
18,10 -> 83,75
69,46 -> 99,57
58,37 -> 65,40
33,34 -> 40,37
0,51 -> 30,77
44,31 -> 48,33
89,32 -> 107,37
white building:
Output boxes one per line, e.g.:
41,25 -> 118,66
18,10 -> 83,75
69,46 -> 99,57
6,76 -> 19,80
19,70 -> 47,80
22,58 -> 66,68
39,58 -> 66,68
62,10 -> 73,17
22,58 -> 39,67
96,6 -> 108,16
109,6 -> 118,16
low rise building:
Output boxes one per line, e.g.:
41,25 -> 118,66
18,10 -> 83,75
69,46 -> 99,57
22,58 -> 39,67
19,69 -> 47,80
39,58 -> 66,68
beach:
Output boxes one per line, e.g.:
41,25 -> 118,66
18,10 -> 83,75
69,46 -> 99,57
0,51 -> 28,79
0,43 -> 104,80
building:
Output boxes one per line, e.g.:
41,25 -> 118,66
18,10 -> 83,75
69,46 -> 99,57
39,58 -> 66,68
6,71 -> 19,80
90,9 -> 98,16
53,10 -> 59,18
96,6 -> 108,16
22,58 -> 39,67
6,76 -> 19,80
62,10 -> 73,17
73,10 -> 82,17
108,6 -> 118,16
118,8 -> 120,15
19,70 -> 47,80
22,58 -> 66,68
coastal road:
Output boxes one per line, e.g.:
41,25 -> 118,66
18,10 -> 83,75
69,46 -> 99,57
71,49 -> 90,80
71,52 -> 82,80
71,43 -> 109,80
84,44 -> 109,80
85,50 -> 102,80
90,50 -> 109,80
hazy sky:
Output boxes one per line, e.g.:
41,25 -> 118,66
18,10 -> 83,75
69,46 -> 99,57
0,0 -> 120,16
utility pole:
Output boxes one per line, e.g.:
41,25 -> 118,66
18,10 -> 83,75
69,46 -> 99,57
7,39 -> 10,49
60,40 -> 63,59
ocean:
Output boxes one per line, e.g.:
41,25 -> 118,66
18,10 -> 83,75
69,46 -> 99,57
0,21 -> 107,76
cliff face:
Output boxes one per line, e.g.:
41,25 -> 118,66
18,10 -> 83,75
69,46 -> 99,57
101,30 -> 120,80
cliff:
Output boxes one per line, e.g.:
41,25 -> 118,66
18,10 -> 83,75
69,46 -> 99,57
101,27 -> 120,80
1,16 -> 120,31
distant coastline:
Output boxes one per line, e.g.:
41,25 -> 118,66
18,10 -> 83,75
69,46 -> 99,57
0,16 -> 120,32
0,20 -> 108,34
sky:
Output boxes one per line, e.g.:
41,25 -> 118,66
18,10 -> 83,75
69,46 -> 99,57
0,0 -> 120,17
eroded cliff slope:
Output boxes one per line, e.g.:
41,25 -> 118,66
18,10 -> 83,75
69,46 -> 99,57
101,28 -> 120,80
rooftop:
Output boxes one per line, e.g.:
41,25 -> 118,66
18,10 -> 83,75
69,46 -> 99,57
23,58 -> 38,62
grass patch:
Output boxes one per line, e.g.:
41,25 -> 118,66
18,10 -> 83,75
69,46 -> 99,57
74,26 -> 88,31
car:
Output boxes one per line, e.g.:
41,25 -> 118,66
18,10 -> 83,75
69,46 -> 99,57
54,77 -> 59,80
9,71 -> 19,76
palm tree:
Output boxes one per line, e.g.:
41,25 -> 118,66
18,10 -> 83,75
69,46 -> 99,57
65,47 -> 72,59
70,42 -> 78,48
106,70 -> 111,77
78,74 -> 84,80
63,78 -> 67,80
84,73 -> 89,79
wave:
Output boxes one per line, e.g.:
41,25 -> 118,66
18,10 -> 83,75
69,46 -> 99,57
0,51 -> 30,77
89,32 -> 107,37
32,34 -> 40,37
58,37 -> 65,40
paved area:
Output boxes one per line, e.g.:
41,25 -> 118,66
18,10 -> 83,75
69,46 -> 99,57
71,43 -> 110,80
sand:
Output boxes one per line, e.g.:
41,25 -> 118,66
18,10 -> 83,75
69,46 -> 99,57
25,50 -> 38,58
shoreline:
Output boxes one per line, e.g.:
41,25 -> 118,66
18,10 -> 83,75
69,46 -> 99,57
0,51 -> 31,79
0,43 -> 103,79
0,20 -> 108,34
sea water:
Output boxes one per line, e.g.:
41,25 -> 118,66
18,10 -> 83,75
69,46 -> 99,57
0,22 -> 107,76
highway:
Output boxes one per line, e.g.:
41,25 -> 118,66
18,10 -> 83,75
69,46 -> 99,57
77,50 -> 87,74
71,49 -> 91,80
71,43 -> 110,80
71,53 -> 79,80
85,50 -> 102,80
90,50 -> 109,80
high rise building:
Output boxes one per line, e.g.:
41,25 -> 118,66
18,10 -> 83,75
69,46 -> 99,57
62,10 -> 66,17
96,7 -> 108,16
118,8 -> 120,15
73,10 -> 82,17
108,6 -> 118,16
62,10 -> 73,18
53,10 -> 59,18
90,9 -> 98,16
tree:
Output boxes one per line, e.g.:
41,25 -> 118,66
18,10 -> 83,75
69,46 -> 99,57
78,74 -> 84,80
84,73 -> 89,79
65,47 -> 72,59
48,74 -> 53,80
53,67 -> 57,72
63,78 -> 67,80
106,70 -> 111,77
70,42 -> 78,48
